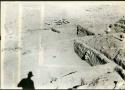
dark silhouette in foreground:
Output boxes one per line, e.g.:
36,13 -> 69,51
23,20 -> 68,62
17,71 -> 35,90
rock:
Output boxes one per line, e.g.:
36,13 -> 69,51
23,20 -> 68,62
54,19 -> 70,25
51,28 -> 60,33
76,25 -> 95,36
115,81 -> 125,89
106,18 -> 125,33
44,22 -> 51,25
55,20 -> 63,25
62,19 -> 70,24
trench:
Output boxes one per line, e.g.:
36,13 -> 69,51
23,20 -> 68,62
74,40 -> 109,66
115,66 -> 125,81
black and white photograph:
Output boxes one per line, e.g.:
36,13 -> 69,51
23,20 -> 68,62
1,1 -> 125,89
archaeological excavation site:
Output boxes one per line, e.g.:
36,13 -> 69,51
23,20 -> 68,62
73,18 -> 125,89
1,1 -> 125,89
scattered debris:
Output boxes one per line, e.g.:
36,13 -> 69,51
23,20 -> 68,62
45,23 -> 51,25
50,77 -> 57,83
53,56 -> 56,58
62,71 -> 77,77
2,47 -> 22,52
54,19 -> 70,25
22,50 -> 31,55
89,77 -> 100,86
76,25 -> 95,36
51,28 -> 60,33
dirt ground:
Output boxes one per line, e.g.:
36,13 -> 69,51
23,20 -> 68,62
1,1 -> 125,89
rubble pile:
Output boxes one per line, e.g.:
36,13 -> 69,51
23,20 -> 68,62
76,25 -> 95,36
54,19 -> 70,25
